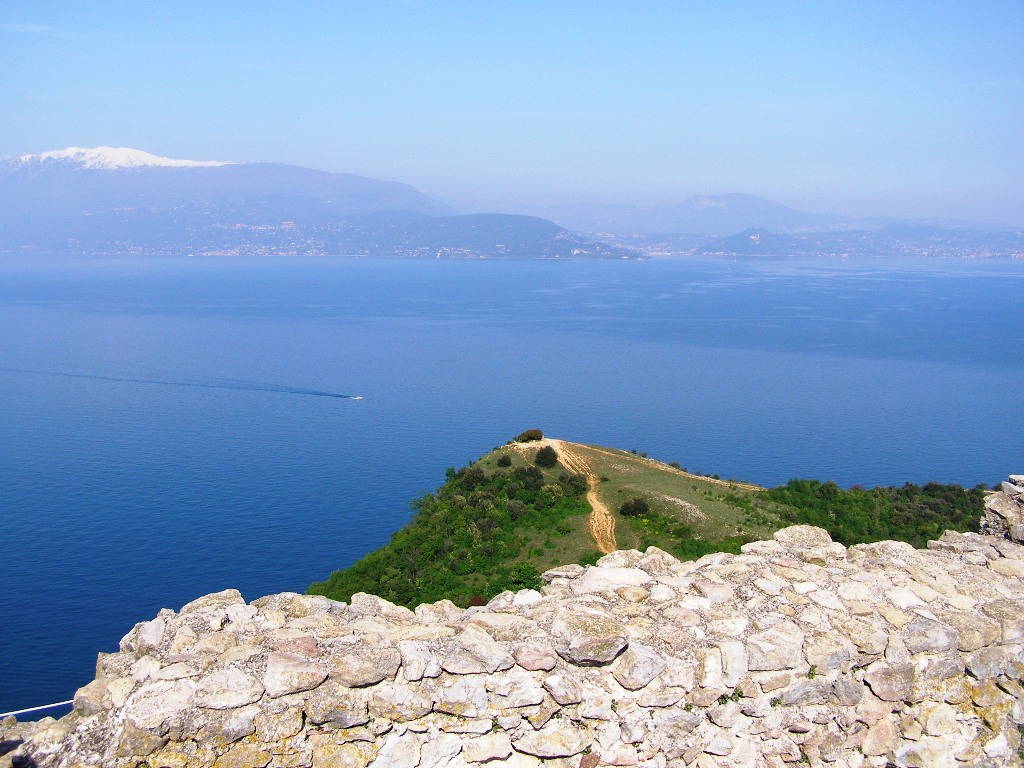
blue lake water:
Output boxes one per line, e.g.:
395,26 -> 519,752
1,256 -> 1022,716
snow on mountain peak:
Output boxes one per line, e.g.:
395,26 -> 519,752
14,146 -> 229,170
691,196 -> 728,210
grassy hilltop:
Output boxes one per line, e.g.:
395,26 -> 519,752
308,432 -> 986,608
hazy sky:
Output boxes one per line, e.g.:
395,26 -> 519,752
2,1 -> 1022,223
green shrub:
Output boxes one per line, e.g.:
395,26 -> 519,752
672,523 -> 694,538
512,466 -> 544,491
578,550 -> 603,566
540,483 -> 564,502
535,445 -> 559,468
559,473 -> 588,496
460,467 -> 486,489
497,454 -> 512,467
506,563 -> 541,591
620,497 -> 650,517
515,429 -> 544,442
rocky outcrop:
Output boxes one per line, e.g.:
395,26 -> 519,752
5,491 -> 1024,767
981,477 -> 1024,543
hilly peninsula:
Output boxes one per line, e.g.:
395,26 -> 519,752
308,432 -> 985,608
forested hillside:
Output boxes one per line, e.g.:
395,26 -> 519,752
764,479 -> 984,548
309,437 -> 987,608
309,455 -> 594,607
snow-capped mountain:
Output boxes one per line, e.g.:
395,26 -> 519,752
0,145 -> 448,220
0,146 -> 631,259
12,146 -> 230,170
0,145 -> 448,252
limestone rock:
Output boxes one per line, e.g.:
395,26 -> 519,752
542,563 -> 585,582
487,666 -> 545,707
72,679 -> 108,717
746,623 -> 804,671
773,525 -> 837,564
194,668 -> 264,709
903,617 -> 958,654
330,644 -> 401,687
513,721 -> 593,757
448,625 -> 515,673
13,521 -> 1024,768
429,675 -> 489,718
463,732 -> 512,762
397,639 -> 442,681
369,731 -> 420,768
861,716 -> 898,756
611,643 -> 665,690
864,661 -> 914,702
311,740 -> 378,768
570,566 -> 653,594
543,673 -> 582,705
369,682 -> 432,721
512,640 -> 557,671
304,681 -> 369,727
551,608 -> 628,665
114,721 -> 167,757
212,741 -> 270,768
125,679 -> 197,729
719,640 -> 748,687
263,651 -> 328,697
418,732 -> 462,768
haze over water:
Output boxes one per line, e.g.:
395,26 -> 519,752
1,256 -> 1022,715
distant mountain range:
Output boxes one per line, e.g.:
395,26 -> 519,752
1,147 -> 1020,260
538,193 -> 845,237
540,195 -> 1023,259
0,147 -> 630,259
690,223 -> 1024,260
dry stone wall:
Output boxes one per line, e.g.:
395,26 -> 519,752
5,481 -> 1024,768
981,476 -> 1024,542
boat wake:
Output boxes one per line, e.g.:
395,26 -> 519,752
0,367 -> 363,401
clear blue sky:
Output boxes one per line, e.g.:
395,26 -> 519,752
2,1 -> 1022,223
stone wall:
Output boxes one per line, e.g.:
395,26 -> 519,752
981,476 -> 1024,542
4,480 -> 1024,768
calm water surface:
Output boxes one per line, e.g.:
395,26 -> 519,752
1,256 -> 1022,715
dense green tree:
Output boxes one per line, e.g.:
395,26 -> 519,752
512,466 -> 544,492
620,497 -> 650,517
308,453 -> 588,608
766,479 -> 983,548
460,466 -> 487,490
535,446 -> 559,468
560,473 -> 588,495
515,429 -> 544,442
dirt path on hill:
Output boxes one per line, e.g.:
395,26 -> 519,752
554,441 -> 617,554
508,438 -> 617,553
508,436 -> 760,553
